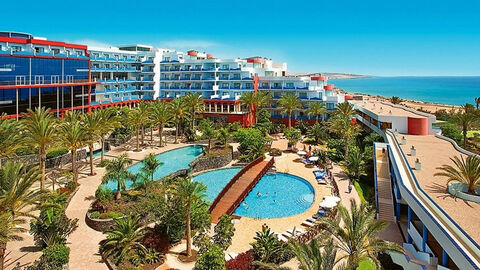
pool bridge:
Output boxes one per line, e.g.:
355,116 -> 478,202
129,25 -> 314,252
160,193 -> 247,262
209,156 -> 275,223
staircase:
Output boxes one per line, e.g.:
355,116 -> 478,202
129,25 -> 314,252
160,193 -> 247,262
375,145 -> 396,222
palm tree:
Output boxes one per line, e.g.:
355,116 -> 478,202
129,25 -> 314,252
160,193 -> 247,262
253,91 -> 272,124
0,161 -> 40,269
278,93 -> 302,128
318,199 -> 402,269
251,226 -> 290,264
83,111 -> 103,175
97,108 -> 121,162
99,215 -> 147,265
174,177 -> 207,257
101,154 -> 135,200
217,127 -> 232,148
23,107 -> 57,191
150,100 -> 171,147
290,238 -> 339,270
199,119 -> 218,153
169,97 -> 188,144
138,153 -> 162,190
58,111 -> 86,185
306,102 -> 327,122
344,146 -> 366,182
184,92 -> 204,131
0,116 -> 24,167
475,97 -> 480,109
240,91 -> 256,125
334,102 -> 356,120
137,102 -> 150,145
329,115 -> 360,155
127,108 -> 144,152
390,96 -> 402,105
452,111 -> 477,148
435,155 -> 480,194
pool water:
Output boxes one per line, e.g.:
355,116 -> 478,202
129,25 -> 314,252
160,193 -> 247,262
193,169 -> 315,219
103,145 -> 203,191
233,173 -> 314,218
193,167 -> 242,203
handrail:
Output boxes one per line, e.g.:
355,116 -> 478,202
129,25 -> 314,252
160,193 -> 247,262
386,130 -> 480,268
225,158 -> 274,215
373,142 -> 380,215
208,156 -> 265,212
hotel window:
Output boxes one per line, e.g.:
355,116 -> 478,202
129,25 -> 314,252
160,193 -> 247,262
115,55 -> 119,61
195,65 -> 201,69
123,56 -> 127,60
261,83 -> 269,88
34,47 -> 44,53
221,83 -> 229,88
221,74 -> 228,79
234,83 -> 240,89
246,83 -> 252,88
104,54 -> 109,58
12,46 -> 22,52
52,48 -> 60,55
164,57 -> 170,61
286,83 -> 294,88
222,64 -> 228,69
273,83 -> 280,89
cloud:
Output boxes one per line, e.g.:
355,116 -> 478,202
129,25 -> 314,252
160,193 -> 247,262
68,39 -> 113,48
158,40 -> 221,50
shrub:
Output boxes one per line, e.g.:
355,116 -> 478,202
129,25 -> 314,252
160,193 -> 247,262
269,148 -> 282,157
441,123 -> 463,143
99,211 -> 124,219
42,244 -> 70,267
226,250 -> 254,270
195,244 -> 226,270
46,147 -> 68,159
284,128 -> 301,147
234,128 -> 267,162
65,181 -> 77,191
95,187 -> 114,203
90,211 -> 100,219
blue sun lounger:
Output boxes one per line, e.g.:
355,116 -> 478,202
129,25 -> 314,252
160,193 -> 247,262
313,170 -> 326,179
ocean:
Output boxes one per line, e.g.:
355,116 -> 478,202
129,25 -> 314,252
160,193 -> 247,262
329,76 -> 480,106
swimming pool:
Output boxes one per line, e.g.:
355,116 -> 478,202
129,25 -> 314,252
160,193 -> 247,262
103,145 -> 203,191
193,169 -> 315,219
193,167 -> 242,203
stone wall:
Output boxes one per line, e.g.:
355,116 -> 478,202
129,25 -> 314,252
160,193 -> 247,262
1,149 -> 87,169
191,147 -> 233,173
85,211 -> 122,232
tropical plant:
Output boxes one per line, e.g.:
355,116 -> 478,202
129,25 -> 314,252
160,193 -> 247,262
23,107 -> 57,191
217,127 -> 232,148
234,128 -> 267,161
390,96 -> 403,105
344,146 -> 366,182
329,115 -> 360,155
333,102 -> 356,120
0,116 -> 24,167
435,155 -> 480,194
213,214 -> 235,251
137,102 -> 151,145
199,119 -> 218,153
101,154 -> 135,200
307,123 -> 328,144
284,128 -> 301,149
58,111 -> 86,185
475,97 -> 480,109
290,238 -> 339,270
240,91 -> 256,124
97,108 -> 121,162
195,244 -> 225,270
169,97 -> 188,144
451,111 -> 477,147
174,177 -> 207,257
251,226 -> 291,264
128,108 -> 145,152
150,100 -> 171,147
137,153 -> 162,191
183,92 -> 204,131
318,199 -> 402,269
99,215 -> 148,265
278,93 -> 302,128
82,111 -> 103,175
306,102 -> 327,122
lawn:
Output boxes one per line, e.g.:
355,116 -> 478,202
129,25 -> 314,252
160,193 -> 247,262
357,259 -> 376,270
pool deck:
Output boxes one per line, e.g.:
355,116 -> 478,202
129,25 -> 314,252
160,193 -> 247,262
209,158 -> 273,223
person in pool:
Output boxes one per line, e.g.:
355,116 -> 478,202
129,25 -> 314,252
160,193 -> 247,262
257,192 -> 262,197
243,201 -> 249,210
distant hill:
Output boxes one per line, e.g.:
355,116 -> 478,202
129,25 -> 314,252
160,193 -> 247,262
286,72 -> 369,79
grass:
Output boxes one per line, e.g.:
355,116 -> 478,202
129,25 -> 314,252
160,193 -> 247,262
353,181 -> 366,204
357,258 -> 376,270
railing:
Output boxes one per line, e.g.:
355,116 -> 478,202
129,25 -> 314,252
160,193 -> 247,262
225,157 -> 274,215
0,79 -> 92,86
208,156 -> 266,213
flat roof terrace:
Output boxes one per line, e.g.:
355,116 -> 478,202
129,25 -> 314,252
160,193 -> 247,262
351,100 -> 427,118
396,133 -> 480,245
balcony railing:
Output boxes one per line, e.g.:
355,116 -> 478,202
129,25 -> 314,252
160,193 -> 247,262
0,78 -> 93,86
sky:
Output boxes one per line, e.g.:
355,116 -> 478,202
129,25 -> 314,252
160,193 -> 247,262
3,0 -> 480,76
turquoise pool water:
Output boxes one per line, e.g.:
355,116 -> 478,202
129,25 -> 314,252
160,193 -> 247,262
103,145 -> 203,191
234,173 -> 314,218
193,167 -> 243,203
193,169 -> 315,219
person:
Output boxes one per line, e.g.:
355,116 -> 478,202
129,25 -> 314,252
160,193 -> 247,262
257,192 -> 262,197
348,183 -> 353,194
273,199 -> 276,203
308,145 -> 312,153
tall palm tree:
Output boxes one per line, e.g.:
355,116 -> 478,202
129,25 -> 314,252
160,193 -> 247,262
58,111 -> 86,185
97,108 -> 121,162
306,102 -> 328,122
334,102 -> 356,120
0,161 -> 41,269
127,108 -> 144,152
344,146 -> 366,182
240,91 -> 256,125
169,97 -> 188,144
475,97 -> 480,110
0,116 -> 24,167
99,215 -> 147,265
217,127 -> 232,148
183,92 -> 204,131
253,91 -> 272,124
101,154 -> 135,200
318,199 -> 402,269
435,155 -> 480,194
150,100 -> 171,147
390,96 -> 402,105
137,102 -> 150,146
174,177 -> 207,257
138,153 -> 162,191
329,115 -> 360,155
83,111 -> 103,175
23,107 -> 57,191
290,238 -> 339,270
278,93 -> 302,128
452,111 -> 477,148
199,119 -> 218,153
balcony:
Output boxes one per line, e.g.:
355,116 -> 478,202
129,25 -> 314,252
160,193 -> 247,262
231,77 -> 241,80
229,67 -> 241,70
202,77 -> 217,81
169,68 -> 180,71
142,60 -> 154,64
242,77 -> 253,80
202,67 -> 216,71
141,78 -> 154,82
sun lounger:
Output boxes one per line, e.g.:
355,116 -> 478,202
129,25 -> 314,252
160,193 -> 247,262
273,232 -> 289,242
301,219 -> 314,227
227,252 -> 238,260
313,170 -> 326,179
317,178 -> 327,185
284,228 -> 305,238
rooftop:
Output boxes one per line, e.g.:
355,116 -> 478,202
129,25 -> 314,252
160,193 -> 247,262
351,100 -> 431,118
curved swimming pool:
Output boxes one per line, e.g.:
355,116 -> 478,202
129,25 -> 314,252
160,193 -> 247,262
103,145 -> 203,191
193,169 -> 314,219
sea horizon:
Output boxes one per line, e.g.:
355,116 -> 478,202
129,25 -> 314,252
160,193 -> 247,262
330,76 -> 480,106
